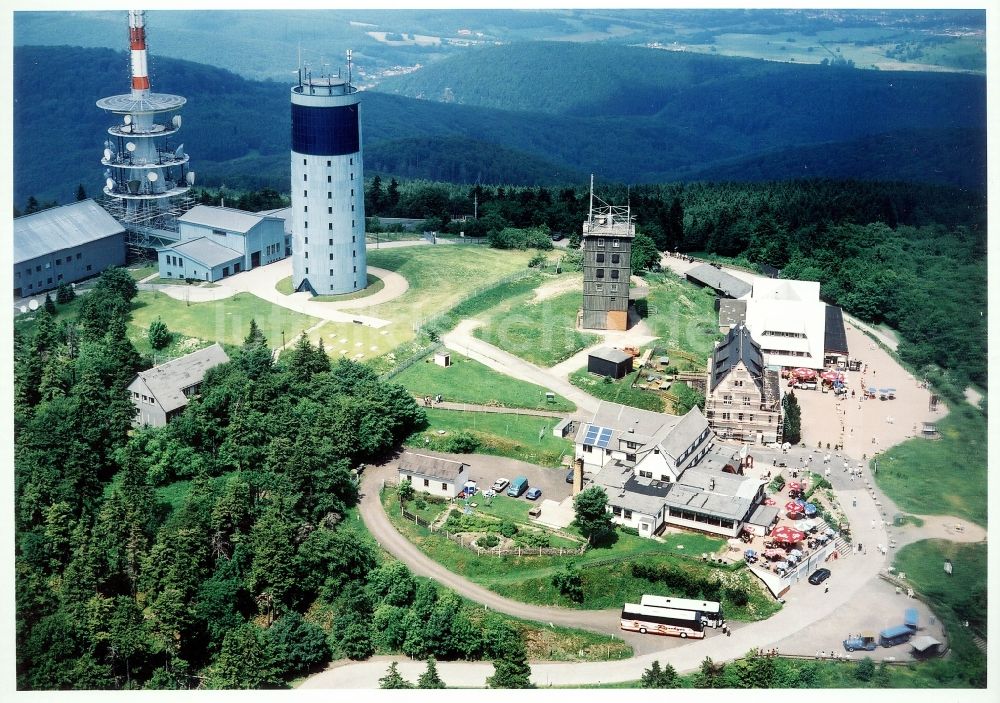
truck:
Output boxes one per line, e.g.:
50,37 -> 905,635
843,631 -> 878,652
879,624 -> 915,648
507,476 -> 529,497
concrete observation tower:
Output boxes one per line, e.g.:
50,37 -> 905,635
290,52 -> 367,295
97,9 -> 194,253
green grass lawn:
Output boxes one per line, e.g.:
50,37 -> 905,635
569,368 -> 665,412
364,246 -> 536,331
474,289 -> 600,367
872,403 -> 987,527
394,351 -> 575,411
127,264 -> 158,281
294,246 -> 537,367
275,273 -> 384,301
642,272 -> 724,373
130,290 -> 320,350
408,407 -> 574,468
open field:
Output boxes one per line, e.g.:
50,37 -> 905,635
130,291 -> 319,350
473,289 -> 600,367
394,350 -> 576,411
569,368 -> 665,412
873,403 -> 987,527
641,272 -> 723,373
14,289 -> 312,360
300,247 -> 538,365
407,407 -> 573,468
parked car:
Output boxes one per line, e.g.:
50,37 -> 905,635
808,568 -> 832,585
843,632 -> 878,652
525,487 -> 542,500
507,476 -> 529,497
492,478 -> 510,492
565,468 -> 576,483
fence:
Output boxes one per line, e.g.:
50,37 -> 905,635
399,506 -> 587,557
380,341 -> 443,381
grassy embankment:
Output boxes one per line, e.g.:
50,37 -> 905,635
299,246 -> 537,364
473,288 -> 600,367
872,403 -> 987,527
382,487 -> 778,622
407,407 -> 573,468
394,350 -> 575,412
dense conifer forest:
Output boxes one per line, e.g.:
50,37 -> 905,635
14,269 -> 538,688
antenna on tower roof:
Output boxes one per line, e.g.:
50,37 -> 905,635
347,48 -> 353,87
297,43 -> 302,86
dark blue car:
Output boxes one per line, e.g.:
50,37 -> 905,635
525,487 -> 542,500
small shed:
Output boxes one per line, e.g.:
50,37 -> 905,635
921,422 -> 939,439
910,635 -> 942,658
434,352 -> 451,368
588,347 -> 634,379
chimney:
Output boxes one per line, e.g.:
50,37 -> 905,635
709,478 -> 715,491
573,457 -> 584,496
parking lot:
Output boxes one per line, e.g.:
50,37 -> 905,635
444,450 -> 574,505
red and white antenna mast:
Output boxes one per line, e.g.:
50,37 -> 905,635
128,10 -> 151,95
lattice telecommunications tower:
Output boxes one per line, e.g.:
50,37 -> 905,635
581,177 -> 634,330
97,9 -> 194,253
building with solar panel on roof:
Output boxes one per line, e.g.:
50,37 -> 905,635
574,401 -> 765,538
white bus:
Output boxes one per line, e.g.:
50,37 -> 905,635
640,594 -> 724,628
620,603 -> 705,639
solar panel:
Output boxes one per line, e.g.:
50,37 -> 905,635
596,427 -> 614,448
583,424 -> 600,444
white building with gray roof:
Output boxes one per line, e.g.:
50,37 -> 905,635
577,401 -> 765,538
14,199 -> 126,299
155,205 -> 287,282
397,450 -> 470,499
128,343 -> 229,426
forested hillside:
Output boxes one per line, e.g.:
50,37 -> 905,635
13,44 -> 985,208
16,269 -> 546,688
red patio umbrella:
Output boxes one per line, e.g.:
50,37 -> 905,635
764,548 -> 787,560
764,497 -> 777,506
792,367 -> 817,380
771,525 -> 806,544
787,481 -> 803,492
784,501 -> 804,517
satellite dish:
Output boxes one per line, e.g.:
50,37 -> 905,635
19,305 -> 27,314
174,143 -> 184,157
124,115 -> 132,125
126,142 -> 136,152
172,115 -> 182,128
28,299 -> 39,311
186,171 -> 195,185
104,140 -> 113,148
103,148 -> 111,160
147,172 -> 158,182
106,178 -> 115,191
128,179 -> 140,193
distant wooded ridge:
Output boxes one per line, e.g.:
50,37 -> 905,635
13,44 -> 985,206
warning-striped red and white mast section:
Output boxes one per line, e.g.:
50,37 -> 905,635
128,9 -> 151,95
